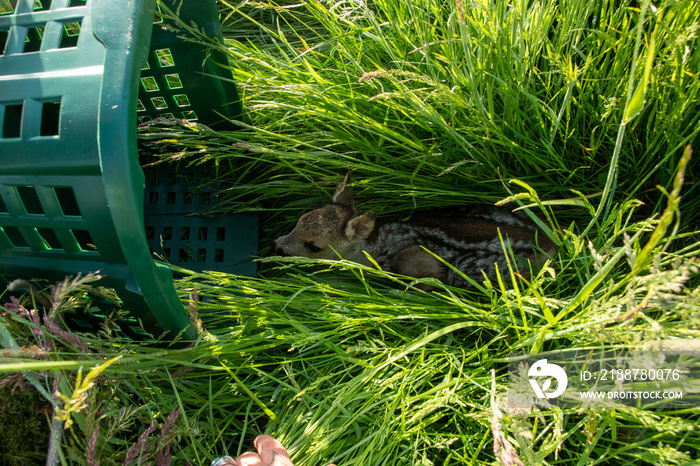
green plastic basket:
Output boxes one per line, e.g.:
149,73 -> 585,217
0,0 -> 253,340
143,159 -> 259,276
139,0 -> 241,129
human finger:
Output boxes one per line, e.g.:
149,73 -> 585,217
254,435 -> 294,465
233,451 -> 265,466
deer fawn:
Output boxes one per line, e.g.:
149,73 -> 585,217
272,171 -> 556,288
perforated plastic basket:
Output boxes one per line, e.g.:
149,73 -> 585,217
143,160 -> 259,276
138,0 -> 241,129
0,0 -> 254,340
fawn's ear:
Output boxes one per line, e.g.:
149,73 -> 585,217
332,170 -> 354,209
346,212 -> 376,241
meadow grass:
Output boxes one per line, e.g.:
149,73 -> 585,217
1,0 -> 700,464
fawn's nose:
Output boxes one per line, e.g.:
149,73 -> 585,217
271,238 -> 287,256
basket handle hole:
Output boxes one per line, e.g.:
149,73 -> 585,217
40,100 -> 61,136
2,103 -> 23,138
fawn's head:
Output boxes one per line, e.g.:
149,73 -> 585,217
272,171 -> 376,260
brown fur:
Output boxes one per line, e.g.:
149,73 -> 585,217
272,171 -> 556,288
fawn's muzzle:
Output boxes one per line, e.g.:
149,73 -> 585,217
271,238 -> 288,256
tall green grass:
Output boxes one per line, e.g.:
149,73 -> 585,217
185,0 -> 698,233
1,0 -> 700,464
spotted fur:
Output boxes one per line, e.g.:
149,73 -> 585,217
272,171 -> 556,288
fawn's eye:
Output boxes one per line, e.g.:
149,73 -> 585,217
304,241 -> 322,253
